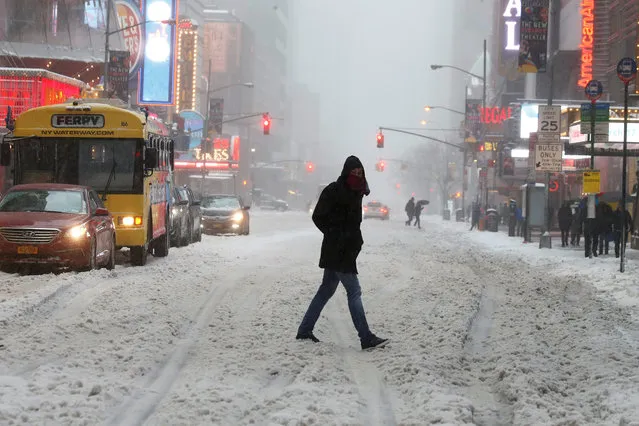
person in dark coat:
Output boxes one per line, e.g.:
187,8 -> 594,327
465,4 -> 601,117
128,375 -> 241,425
612,204 -> 634,258
470,202 -> 481,230
297,155 -> 388,350
557,201 -> 573,247
597,202 -> 614,255
413,202 -> 424,229
570,205 -> 583,247
404,197 -> 415,226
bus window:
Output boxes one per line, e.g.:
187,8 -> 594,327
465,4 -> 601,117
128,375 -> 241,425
79,139 -> 139,192
17,138 -> 78,184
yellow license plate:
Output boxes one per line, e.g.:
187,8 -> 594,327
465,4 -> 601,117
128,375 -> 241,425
17,246 -> 38,254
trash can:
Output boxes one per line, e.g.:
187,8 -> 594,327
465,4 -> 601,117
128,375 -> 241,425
443,209 -> 451,220
485,209 -> 499,232
455,208 -> 464,222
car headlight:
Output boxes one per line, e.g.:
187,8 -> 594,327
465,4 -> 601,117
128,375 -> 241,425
232,211 -> 244,222
68,224 -> 88,239
172,207 -> 179,216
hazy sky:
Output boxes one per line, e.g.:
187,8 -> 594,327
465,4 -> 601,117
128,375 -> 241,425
292,0 -> 457,203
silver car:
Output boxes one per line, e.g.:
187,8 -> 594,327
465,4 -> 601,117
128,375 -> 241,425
363,201 -> 389,220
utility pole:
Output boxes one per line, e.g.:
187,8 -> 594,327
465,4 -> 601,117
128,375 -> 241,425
103,0 -> 112,96
482,39 -> 488,210
200,59 -> 213,196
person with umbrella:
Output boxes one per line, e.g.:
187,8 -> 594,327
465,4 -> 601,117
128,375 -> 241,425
413,199 -> 429,229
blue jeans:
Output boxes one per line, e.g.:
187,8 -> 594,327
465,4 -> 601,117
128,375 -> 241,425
298,269 -> 372,341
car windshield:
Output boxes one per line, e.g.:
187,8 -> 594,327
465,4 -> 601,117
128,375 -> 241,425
201,196 -> 240,210
0,189 -> 87,213
368,202 -> 381,207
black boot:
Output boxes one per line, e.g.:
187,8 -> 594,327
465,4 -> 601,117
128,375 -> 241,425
296,332 -> 320,343
361,335 -> 389,350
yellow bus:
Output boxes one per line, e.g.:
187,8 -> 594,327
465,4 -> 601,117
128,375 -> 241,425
0,99 -> 174,266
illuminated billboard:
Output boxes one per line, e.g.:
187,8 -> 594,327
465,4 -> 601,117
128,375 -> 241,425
138,0 -> 179,105
115,0 -> 143,78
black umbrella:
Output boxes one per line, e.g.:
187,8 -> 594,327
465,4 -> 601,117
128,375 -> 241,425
416,200 -> 430,207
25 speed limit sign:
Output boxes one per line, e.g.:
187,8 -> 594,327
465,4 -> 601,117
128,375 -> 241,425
538,105 -> 561,134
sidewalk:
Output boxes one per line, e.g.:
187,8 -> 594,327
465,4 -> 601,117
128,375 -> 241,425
428,215 -> 639,319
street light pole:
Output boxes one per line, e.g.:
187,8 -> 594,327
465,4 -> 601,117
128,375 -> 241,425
482,39 -> 489,211
103,0 -> 112,95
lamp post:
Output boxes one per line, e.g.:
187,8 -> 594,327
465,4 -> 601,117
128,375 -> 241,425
431,40 -> 488,209
102,0 -> 176,95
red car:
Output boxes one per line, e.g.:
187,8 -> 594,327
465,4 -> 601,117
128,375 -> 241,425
0,184 -> 116,271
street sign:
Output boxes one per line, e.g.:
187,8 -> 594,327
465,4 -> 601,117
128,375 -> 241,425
617,57 -> 637,84
583,170 -> 601,194
584,80 -> 603,101
537,133 -> 561,144
537,105 -> 561,134
535,143 -> 563,172
580,103 -> 609,141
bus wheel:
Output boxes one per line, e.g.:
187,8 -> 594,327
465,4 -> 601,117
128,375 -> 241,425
130,245 -> 148,266
153,232 -> 170,257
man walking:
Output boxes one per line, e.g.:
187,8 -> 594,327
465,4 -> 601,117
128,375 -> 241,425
413,201 -> 424,229
404,197 -> 415,226
296,155 -> 388,350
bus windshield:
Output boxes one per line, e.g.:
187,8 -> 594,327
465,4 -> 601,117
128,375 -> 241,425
15,138 -> 143,193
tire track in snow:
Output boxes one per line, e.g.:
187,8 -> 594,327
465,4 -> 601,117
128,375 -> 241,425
459,251 -> 515,426
328,312 -> 397,426
104,281 -> 232,426
107,230 -> 316,426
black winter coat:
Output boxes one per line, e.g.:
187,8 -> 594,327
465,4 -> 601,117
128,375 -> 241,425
312,156 -> 369,274
557,206 -> 573,230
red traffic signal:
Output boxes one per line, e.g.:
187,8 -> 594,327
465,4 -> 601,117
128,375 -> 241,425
306,161 -> 315,172
477,143 -> 485,152
376,131 -> 384,148
262,113 -> 271,135
375,160 -> 385,172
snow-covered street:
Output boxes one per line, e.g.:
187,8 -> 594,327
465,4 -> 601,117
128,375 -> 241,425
2,210 -> 639,425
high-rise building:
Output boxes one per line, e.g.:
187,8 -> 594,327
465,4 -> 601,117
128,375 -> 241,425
204,0 -> 291,161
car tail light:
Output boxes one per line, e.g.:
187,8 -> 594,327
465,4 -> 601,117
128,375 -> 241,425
363,206 -> 368,211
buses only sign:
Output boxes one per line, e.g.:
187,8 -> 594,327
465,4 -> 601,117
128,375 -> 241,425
535,143 -> 562,172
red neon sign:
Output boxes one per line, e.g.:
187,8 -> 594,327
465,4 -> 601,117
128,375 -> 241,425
174,161 -> 239,170
578,0 -> 594,88
479,107 -> 512,124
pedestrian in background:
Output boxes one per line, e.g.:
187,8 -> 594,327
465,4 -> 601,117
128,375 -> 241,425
557,201 -> 573,247
296,155 -> 388,350
613,204 -> 633,258
404,197 -> 415,226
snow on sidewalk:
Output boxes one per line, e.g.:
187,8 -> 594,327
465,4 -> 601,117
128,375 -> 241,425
426,215 -> 639,315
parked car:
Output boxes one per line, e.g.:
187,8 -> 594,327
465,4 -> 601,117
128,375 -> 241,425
363,201 -> 390,220
0,183 -> 116,271
259,194 -> 289,211
170,185 -> 201,247
200,194 -> 250,235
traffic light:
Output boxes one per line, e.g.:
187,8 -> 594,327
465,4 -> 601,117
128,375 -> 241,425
477,143 -> 485,152
306,161 -> 315,173
375,160 -> 385,172
376,131 -> 384,148
262,113 -> 271,135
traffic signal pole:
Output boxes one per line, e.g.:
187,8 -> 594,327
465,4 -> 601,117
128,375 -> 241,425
378,127 -> 464,150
